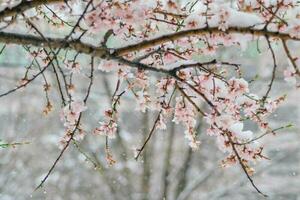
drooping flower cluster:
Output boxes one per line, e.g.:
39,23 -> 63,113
36,1 -> 295,170
64,60 -> 81,74
218,8 -> 230,31
60,101 -> 86,127
93,109 -> 118,139
173,96 -> 200,150
59,100 -> 87,148
283,65 -> 299,86
84,0 -> 156,37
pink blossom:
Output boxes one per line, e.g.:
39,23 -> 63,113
289,25 -> 300,39
283,68 -> 297,85
71,101 -> 87,114
60,100 -> 87,128
156,77 -> 175,95
228,78 -> 249,96
218,8 -> 230,31
156,114 -> 167,130
173,97 -> 196,127
134,70 -> 149,89
64,61 -> 81,74
136,91 -> 151,112
214,114 -> 235,129
94,121 -> 117,139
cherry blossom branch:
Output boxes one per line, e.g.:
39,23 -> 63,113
102,79 -> 126,166
34,0 -> 95,190
257,0 -> 288,29
153,9 -> 187,18
83,57 -> 95,104
133,48 -> 164,62
35,55 -> 95,190
175,82 -> 206,116
0,26 -> 299,60
0,140 -> 30,148
282,40 -> 300,76
22,46 -> 52,112
72,139 -> 102,171
134,111 -> 162,160
170,59 -> 240,73
175,84 -> 267,196
0,62 -> 49,98
150,17 -> 184,27
20,14 -> 68,105
179,79 -> 217,112
174,80 -> 268,197
115,26 -> 300,55
108,54 -> 220,114
135,88 -> 176,160
225,131 -> 268,197
0,1 -> 296,197
35,113 -> 83,190
44,49 -> 68,105
43,5 -> 76,28
0,0 -> 65,20
0,0 -> 93,99
0,31 -> 108,58
262,36 -> 277,103
234,124 -> 293,145
107,55 -> 220,113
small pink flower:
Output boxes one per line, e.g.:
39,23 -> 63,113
94,121 -> 117,139
289,25 -> 300,38
283,68 -> 296,85
71,101 -> 87,114
156,77 -> 175,95
218,8 -> 230,31
156,114 -> 167,130
60,100 -> 87,128
136,91 -> 151,112
228,78 -> 249,96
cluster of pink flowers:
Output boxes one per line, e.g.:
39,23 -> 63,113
289,24 -> 300,38
84,1 -> 155,37
94,109 -> 118,139
284,67 -> 297,85
156,77 -> 175,95
40,0 -> 299,171
173,96 -> 200,150
60,101 -> 87,128
94,57 -> 288,166
64,60 -> 80,74
218,8 -> 230,31
59,100 -> 87,148
162,66 -> 287,167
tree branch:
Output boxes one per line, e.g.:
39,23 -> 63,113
0,26 -> 299,60
115,27 -> 300,56
0,0 -> 65,20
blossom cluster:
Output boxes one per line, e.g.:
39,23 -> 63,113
84,0 -> 156,38
12,0 -> 297,172
93,109 -> 118,139
59,101 -> 87,148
